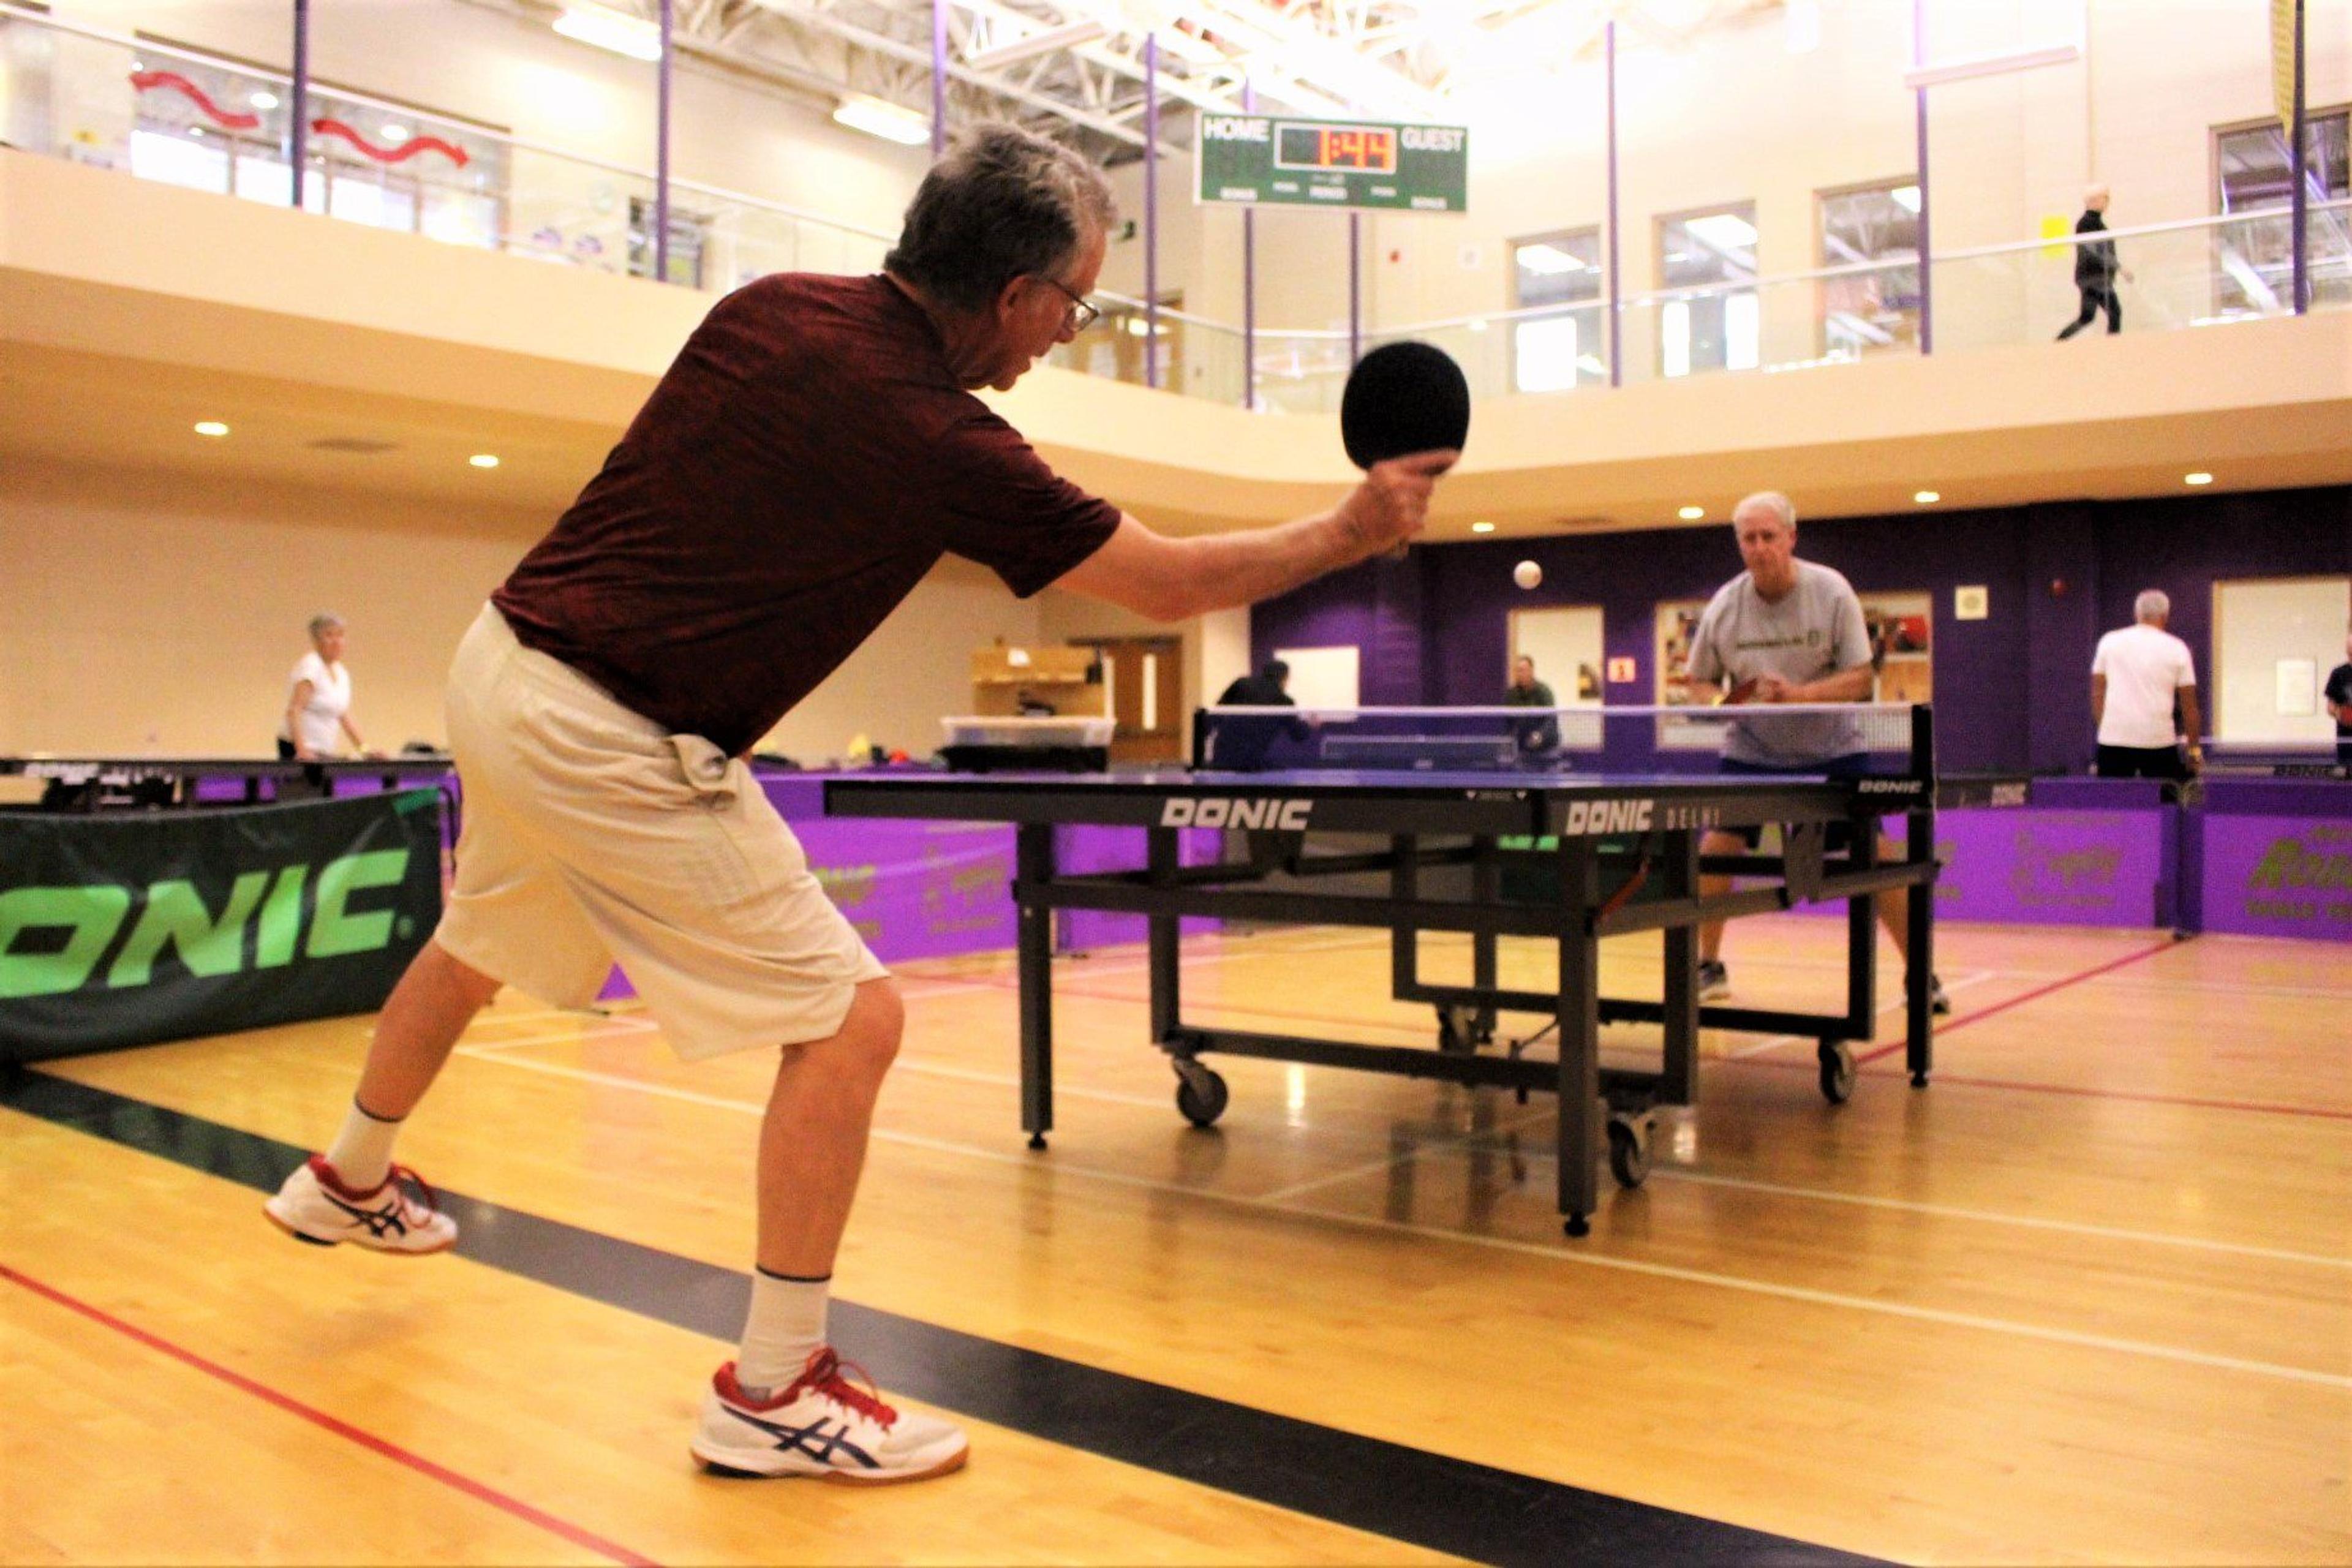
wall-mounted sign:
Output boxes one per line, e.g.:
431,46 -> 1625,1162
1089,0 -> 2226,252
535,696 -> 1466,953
1196,115 -> 1469,213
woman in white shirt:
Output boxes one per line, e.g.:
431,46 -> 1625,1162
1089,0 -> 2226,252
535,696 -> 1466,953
279,613 -> 379,762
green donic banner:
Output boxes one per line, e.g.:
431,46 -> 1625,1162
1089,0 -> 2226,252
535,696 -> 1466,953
0,790 -> 444,1063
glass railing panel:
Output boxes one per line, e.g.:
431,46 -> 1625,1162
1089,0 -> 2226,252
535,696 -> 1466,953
1251,333 -> 1349,414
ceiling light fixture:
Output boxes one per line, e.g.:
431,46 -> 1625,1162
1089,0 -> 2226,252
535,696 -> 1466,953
1515,243 -> 1584,276
965,20 -> 1109,71
194,421 -> 230,437
1902,42 -> 2079,92
1913,489 -> 1941,504
1678,505 -> 1705,521
249,91 -> 279,110
1890,184 -> 1921,214
1470,521 -> 1496,533
1684,213 -> 1758,250
552,4 -> 663,62
832,93 -> 931,146
2184,472 -> 2214,486
470,454 -> 500,469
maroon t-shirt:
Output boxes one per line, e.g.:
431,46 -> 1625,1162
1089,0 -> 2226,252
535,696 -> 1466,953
491,273 -> 1121,756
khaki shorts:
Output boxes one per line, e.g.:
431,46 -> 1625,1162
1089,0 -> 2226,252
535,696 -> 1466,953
434,605 -> 885,1060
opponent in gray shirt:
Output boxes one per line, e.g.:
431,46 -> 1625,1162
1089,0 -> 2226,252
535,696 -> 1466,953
1685,555 -> 1872,765
1679,491 -> 1946,1013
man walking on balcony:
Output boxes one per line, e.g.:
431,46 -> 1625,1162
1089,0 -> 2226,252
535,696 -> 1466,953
2056,184 -> 2131,339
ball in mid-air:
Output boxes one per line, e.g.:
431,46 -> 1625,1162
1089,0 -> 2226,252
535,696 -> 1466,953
1513,560 -> 1542,590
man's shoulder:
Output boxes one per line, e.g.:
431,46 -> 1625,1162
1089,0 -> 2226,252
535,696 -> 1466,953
1795,559 -> 1859,599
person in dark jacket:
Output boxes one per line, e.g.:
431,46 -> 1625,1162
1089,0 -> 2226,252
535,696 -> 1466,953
2057,185 -> 2131,339
1209,659 -> 1311,771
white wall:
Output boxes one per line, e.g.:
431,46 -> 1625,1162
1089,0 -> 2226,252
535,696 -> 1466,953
0,459 -> 1050,761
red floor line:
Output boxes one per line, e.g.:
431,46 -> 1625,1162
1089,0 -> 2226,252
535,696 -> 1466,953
0,1264 -> 662,1568
1854,939 -> 2180,1064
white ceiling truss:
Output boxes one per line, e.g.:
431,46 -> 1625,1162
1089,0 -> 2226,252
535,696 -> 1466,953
496,0 -> 1781,162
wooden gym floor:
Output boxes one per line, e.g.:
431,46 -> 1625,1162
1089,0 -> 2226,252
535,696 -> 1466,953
3,916 -> 2346,1566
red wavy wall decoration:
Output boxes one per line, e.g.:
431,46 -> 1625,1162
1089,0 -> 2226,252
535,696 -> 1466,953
309,118 -> 471,168
128,70 -> 262,131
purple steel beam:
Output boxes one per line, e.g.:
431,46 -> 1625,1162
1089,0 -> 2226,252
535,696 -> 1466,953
931,0 -> 948,157
2291,0 -> 2309,313
1243,79 -> 1256,410
1349,211 -> 1360,366
655,0 -> 673,283
288,0 -> 309,209
1913,0 -> 1932,353
1145,33 -> 1159,390
1604,18 -> 1619,386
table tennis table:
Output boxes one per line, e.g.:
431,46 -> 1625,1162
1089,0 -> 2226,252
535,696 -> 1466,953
830,703 -> 2025,1235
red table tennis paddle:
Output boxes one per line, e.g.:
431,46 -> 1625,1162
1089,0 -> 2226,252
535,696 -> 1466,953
1722,677 -> 1760,706
1340,341 -> 1469,560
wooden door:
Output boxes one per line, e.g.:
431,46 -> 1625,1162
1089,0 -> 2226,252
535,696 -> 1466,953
1084,636 -> 1185,763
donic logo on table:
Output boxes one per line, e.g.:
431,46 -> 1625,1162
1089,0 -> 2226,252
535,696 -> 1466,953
1556,799 -> 1655,835
0,850 -> 412,1000
1161,797 -> 1314,829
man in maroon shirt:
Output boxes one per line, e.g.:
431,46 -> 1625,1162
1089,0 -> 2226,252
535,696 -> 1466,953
265,123 -> 1450,1482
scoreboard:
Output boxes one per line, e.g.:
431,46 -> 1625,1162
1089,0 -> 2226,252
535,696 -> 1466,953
1196,115 -> 1468,213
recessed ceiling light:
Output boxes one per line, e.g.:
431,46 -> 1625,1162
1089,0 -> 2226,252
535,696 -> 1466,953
194,421 -> 230,438
249,91 -> 279,110
380,124 -> 410,144
2184,472 -> 2213,486
469,453 -> 500,469
1470,521 -> 1496,533
1913,489 -> 1940,504
1678,505 -> 1705,521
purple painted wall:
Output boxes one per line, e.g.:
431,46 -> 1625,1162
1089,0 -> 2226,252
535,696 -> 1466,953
1251,486 -> 2351,776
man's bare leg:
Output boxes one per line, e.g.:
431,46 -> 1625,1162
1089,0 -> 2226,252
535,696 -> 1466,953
755,976 -> 904,1277
355,941 -> 504,1120
1698,828 -> 1744,963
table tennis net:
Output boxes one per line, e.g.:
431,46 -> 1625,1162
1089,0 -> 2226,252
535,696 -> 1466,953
1194,702 -> 1929,775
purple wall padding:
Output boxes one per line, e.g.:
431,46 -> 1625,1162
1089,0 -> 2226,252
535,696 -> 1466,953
1055,826 -> 1223,950
2193,813 -> 2352,941
1931,806 -> 2173,928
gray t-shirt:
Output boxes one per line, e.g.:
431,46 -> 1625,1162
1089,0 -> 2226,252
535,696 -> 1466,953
1685,560 -> 1873,765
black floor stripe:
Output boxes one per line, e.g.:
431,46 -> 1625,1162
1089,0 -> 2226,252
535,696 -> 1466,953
5,1065 -> 1886,1568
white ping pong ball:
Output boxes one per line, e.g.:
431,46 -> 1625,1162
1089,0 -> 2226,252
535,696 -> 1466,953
1513,560 -> 1542,590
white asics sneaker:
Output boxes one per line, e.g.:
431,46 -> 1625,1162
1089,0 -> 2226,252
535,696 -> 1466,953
264,1155 -> 458,1255
692,1348 -> 968,1484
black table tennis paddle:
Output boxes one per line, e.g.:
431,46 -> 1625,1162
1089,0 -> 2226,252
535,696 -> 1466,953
1340,341 -> 1469,559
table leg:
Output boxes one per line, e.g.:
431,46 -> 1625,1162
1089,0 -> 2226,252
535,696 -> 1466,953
1016,823 -> 1055,1148
1905,806 -> 1935,1087
1659,830 -> 1697,1106
1148,827 -> 1180,1045
1556,837 -> 1600,1237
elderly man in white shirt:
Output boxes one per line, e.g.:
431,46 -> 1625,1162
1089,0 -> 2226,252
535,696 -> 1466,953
2091,589 -> 2202,780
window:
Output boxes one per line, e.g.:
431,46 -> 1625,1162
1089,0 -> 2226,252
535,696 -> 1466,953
1509,228 -> 1603,393
1656,203 -> 1758,377
1817,179 -> 1920,358
2214,108 -> 2350,312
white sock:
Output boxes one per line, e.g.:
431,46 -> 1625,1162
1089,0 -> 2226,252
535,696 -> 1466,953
323,1099 -> 402,1192
736,1268 -> 830,1396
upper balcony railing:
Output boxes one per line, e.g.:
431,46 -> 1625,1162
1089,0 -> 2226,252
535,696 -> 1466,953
6,2 -> 2345,415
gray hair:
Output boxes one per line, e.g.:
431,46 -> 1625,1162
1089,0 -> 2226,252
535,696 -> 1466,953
2135,590 -> 2169,623
884,121 -> 1116,315
1732,491 -> 1796,531
307,612 -> 345,639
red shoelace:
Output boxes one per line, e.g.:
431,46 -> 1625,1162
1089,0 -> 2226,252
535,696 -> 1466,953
788,1348 -> 897,1428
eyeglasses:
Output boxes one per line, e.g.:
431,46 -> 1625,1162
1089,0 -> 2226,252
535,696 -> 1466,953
1036,273 -> 1101,334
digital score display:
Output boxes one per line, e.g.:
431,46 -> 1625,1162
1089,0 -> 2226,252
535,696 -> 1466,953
1274,123 -> 1397,175
1197,115 -> 1468,213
